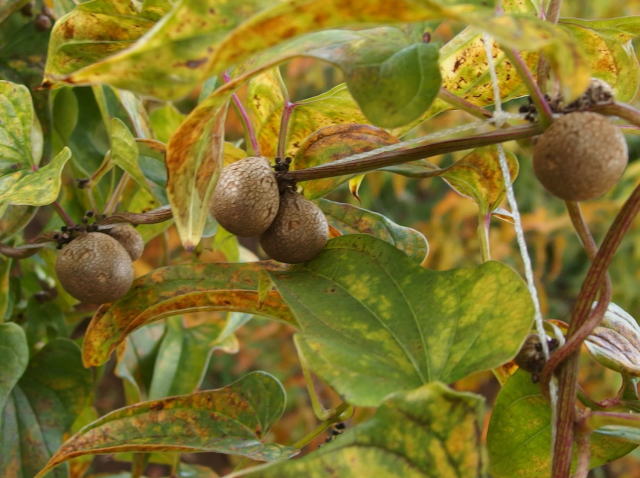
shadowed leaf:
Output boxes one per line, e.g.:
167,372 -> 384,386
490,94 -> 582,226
36,372 -> 294,478
0,147 -> 71,206
441,146 -> 518,214
243,382 -> 484,477
487,371 -> 636,478
0,322 -> 28,420
319,199 -> 428,262
2,339 -> 92,478
0,79 -> 42,169
82,261 -> 295,367
270,235 -> 533,406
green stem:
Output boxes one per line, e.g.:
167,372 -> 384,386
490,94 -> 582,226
477,211 -> 491,262
437,88 -> 492,120
103,172 -> 130,215
290,402 -> 353,450
296,337 -> 332,420
281,123 -> 543,182
502,48 -> 553,127
277,101 -> 296,159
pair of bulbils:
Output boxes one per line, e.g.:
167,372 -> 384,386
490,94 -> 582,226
55,224 -> 144,304
211,156 -> 328,263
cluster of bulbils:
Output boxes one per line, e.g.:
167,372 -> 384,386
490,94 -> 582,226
211,156 -> 328,264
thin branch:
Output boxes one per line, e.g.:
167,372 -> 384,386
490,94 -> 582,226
593,102 -> 640,129
223,72 -> 261,156
102,172 -> 130,215
52,201 -> 75,227
280,123 -> 543,182
546,0 -> 563,24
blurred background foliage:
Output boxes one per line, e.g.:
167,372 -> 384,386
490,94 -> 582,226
2,0 -> 640,477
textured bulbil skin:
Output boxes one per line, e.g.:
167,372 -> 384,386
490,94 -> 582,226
533,112 -> 628,201
55,232 -> 134,304
211,156 -> 280,236
260,190 -> 328,263
105,223 -> 144,260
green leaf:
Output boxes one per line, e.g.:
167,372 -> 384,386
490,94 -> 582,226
244,382 -> 485,477
82,261 -> 295,367
487,371 -> 636,478
0,79 -> 42,169
150,103 -> 185,144
110,117 -> 149,190
148,314 -> 250,399
560,17 -> 640,102
2,339 -> 93,478
247,71 -> 368,158
0,147 -> 72,206
166,88 -> 231,248
0,0 -> 30,23
441,146 -> 519,214
318,199 -> 428,263
0,259 -> 12,320
0,322 -> 28,421
270,234 -> 533,406
36,371 -> 294,477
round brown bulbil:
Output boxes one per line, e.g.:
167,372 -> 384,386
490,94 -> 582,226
533,112 -> 628,201
260,190 -> 328,264
55,232 -> 134,304
106,223 -> 144,260
211,156 -> 280,236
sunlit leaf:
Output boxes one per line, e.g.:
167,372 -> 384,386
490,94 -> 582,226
110,118 -> 149,190
150,103 -> 185,144
47,0 -> 468,99
270,234 -> 533,406
83,261 -> 295,367
294,123 -> 398,198
2,339 -> 92,478
487,371 -> 636,478
36,372 -> 294,478
441,146 -> 518,214
0,79 -> 42,168
319,199 -> 428,262
0,147 -> 71,206
560,17 -> 640,102
166,89 -> 231,248
244,382 -> 484,478
247,71 -> 368,158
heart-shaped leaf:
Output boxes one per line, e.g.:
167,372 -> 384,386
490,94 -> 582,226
0,147 -> 72,206
0,79 -> 42,169
441,146 -> 519,214
82,261 -> 295,367
243,382 -> 484,477
270,234 -> 534,406
2,339 -> 93,478
487,371 -> 636,478
318,199 -> 428,263
36,371 -> 293,478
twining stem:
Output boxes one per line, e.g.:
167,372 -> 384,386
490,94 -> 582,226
223,72 -> 261,155
565,201 -> 598,260
550,183 -> 640,478
437,88 -> 492,120
546,0 -> 563,24
502,47 -> 553,127
593,102 -> 640,128
281,123 -> 543,182
290,402 -> 353,450
102,172 -> 130,215
52,201 -> 75,227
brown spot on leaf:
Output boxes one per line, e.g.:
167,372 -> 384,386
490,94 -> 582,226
185,58 -> 207,69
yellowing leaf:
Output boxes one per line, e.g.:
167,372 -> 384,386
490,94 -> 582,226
0,80 -> 42,169
0,147 -> 71,206
36,372 -> 294,478
441,146 -> 519,214
82,261 -> 295,367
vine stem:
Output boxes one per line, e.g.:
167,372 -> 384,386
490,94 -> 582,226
593,102 -> 640,127
290,402 -> 353,450
281,123 -> 543,182
277,101 -> 297,159
437,88 -> 492,119
549,183 -> 640,478
52,201 -> 75,227
477,212 -> 491,262
546,0 -> 563,24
